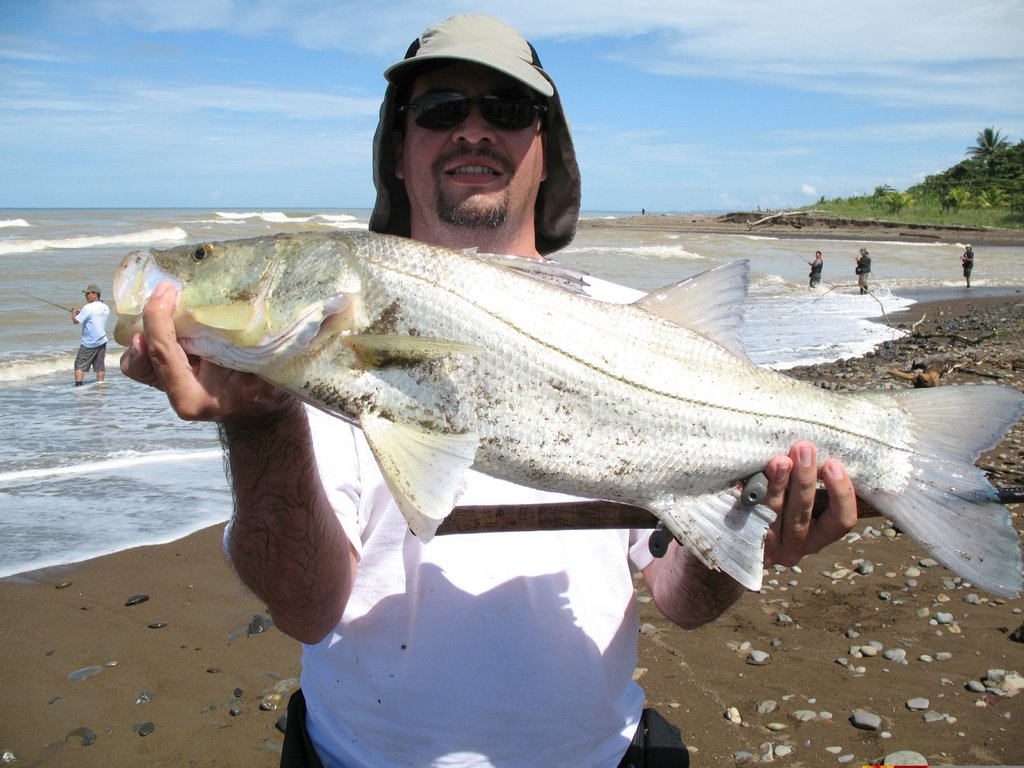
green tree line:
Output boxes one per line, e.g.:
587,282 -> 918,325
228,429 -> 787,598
806,128 -> 1024,229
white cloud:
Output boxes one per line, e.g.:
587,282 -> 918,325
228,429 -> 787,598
802,184 -> 817,197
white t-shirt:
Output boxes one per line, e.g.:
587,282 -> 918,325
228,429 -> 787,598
77,300 -> 110,348
301,275 -> 658,768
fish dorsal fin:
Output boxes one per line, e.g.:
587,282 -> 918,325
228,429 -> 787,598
359,412 -> 479,541
475,252 -> 590,295
634,260 -> 750,361
345,334 -> 478,369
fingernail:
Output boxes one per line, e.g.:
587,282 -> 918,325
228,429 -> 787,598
797,445 -> 813,466
153,281 -> 169,298
823,461 -> 845,480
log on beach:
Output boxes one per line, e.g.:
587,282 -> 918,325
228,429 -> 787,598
1,295 -> 1022,767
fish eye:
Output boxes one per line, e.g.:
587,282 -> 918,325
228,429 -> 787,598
193,244 -> 212,262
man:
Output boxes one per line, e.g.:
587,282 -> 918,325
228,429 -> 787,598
962,244 -> 974,287
855,247 -> 872,295
71,283 -> 110,385
808,250 -> 823,288
121,15 -> 857,767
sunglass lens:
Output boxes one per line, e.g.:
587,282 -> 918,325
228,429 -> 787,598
415,99 -> 470,129
481,99 -> 535,129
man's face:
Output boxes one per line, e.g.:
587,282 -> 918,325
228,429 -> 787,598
394,62 -> 547,251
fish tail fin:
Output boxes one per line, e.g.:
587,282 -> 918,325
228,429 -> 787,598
869,384 -> 1024,597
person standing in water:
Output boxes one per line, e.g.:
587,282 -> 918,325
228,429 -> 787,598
71,283 -> 110,385
808,250 -> 823,288
855,248 -> 872,295
962,244 -> 974,288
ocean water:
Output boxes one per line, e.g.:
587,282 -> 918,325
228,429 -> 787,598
2,208 -> 1023,578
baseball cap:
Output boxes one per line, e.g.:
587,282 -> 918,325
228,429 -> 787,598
83,284 -> 102,295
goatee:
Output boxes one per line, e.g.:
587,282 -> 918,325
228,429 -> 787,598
436,192 -> 509,229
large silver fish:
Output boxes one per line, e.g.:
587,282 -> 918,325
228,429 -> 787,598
113,231 -> 1024,596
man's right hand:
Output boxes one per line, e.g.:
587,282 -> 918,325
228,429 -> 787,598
119,281 -> 294,423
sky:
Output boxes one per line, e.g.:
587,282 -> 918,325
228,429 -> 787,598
2,0 -> 1022,212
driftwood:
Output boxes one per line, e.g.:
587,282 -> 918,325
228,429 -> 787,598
886,355 -> 959,388
747,210 -> 819,230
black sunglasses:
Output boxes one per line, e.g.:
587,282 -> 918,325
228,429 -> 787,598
399,92 -> 547,131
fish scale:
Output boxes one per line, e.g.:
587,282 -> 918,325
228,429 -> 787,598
113,230 -> 1024,597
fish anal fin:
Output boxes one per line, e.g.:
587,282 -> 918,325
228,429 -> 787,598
651,489 -> 775,591
359,412 -> 479,540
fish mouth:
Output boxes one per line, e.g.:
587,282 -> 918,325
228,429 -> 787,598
112,250 -> 181,345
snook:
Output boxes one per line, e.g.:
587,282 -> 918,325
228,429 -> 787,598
113,231 -> 1024,596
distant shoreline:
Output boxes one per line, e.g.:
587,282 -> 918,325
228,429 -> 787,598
580,211 -> 1024,247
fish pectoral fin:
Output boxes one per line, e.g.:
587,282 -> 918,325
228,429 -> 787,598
189,302 -> 257,331
651,489 -> 775,591
346,334 -> 478,369
634,260 -> 751,361
359,412 -> 479,541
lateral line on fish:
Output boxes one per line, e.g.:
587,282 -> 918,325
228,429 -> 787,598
380,261 -> 914,464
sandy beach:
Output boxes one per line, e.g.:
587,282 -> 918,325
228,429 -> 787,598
581,211 -> 1024,248
2,218 -> 1023,767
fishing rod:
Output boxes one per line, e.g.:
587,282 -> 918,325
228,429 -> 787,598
19,292 -> 74,313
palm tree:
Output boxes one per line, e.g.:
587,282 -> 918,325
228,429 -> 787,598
967,127 -> 1010,168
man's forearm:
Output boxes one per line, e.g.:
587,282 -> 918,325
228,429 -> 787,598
221,407 -> 355,644
645,541 -> 746,630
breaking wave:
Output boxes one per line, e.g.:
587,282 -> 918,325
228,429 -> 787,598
0,227 -> 189,256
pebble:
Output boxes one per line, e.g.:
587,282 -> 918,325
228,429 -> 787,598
883,648 -> 908,664
792,709 -> 817,722
65,726 -> 96,746
725,706 -> 742,724
932,612 -> 955,625
884,750 -> 928,766
746,650 -> 770,665
756,700 -> 777,714
68,665 -> 102,682
124,593 -> 149,606
261,693 -> 283,711
774,744 -> 794,758
147,621 -> 167,629
906,697 -> 930,710
276,715 -> 288,734
965,680 -> 986,693
137,721 -> 155,737
766,722 -> 787,731
55,580 -> 72,589
850,709 -> 882,730
247,614 -> 274,635
134,691 -> 151,704
922,710 -> 950,723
